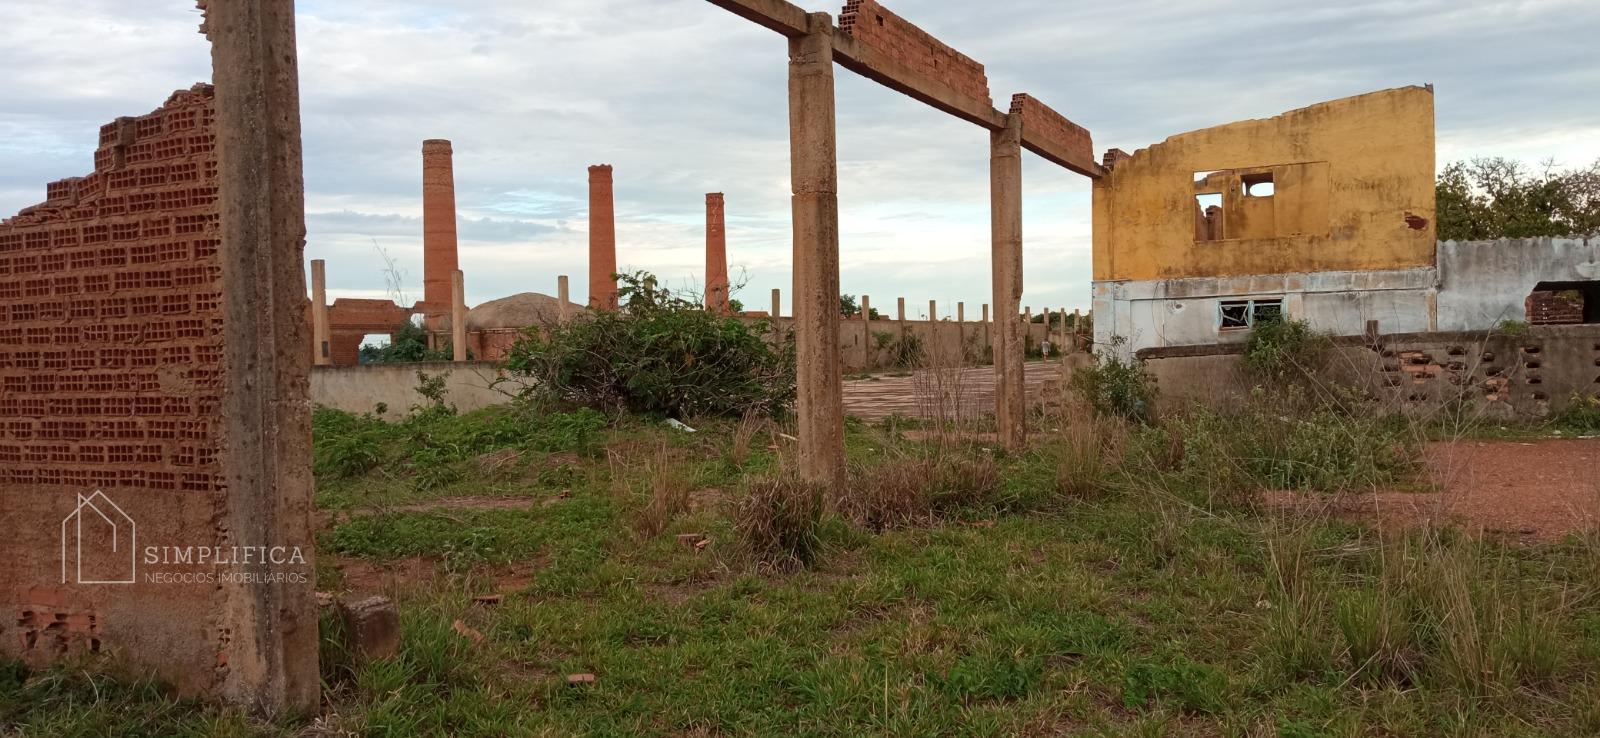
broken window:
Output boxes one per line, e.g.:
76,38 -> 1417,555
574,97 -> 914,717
1218,298 -> 1283,331
1219,301 -> 1250,330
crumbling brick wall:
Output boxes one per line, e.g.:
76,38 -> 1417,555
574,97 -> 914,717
1011,94 -> 1093,169
0,85 -> 241,693
839,0 -> 989,104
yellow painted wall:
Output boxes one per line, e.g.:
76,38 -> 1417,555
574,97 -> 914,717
1092,86 -> 1436,281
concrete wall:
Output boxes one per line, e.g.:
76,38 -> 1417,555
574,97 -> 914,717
312,361 -> 510,418
1095,237 -> 1600,361
1436,237 -> 1600,330
1141,325 -> 1600,421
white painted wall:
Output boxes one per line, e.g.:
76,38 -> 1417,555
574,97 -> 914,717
1094,237 -> 1600,360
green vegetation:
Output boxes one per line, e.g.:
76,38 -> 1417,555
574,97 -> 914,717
360,320 -> 455,364
1436,157 -> 1600,240
504,271 -> 794,418
9,337 -> 1600,736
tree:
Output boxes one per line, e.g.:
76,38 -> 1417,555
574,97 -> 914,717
360,320 -> 453,364
1436,157 -> 1600,240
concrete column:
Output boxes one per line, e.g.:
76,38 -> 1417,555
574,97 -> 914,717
990,114 -> 1025,450
897,296 -> 907,341
771,287 -> 781,318
310,259 -> 330,366
1073,308 -> 1082,351
588,164 -> 618,310
982,304 -> 990,322
422,139 -> 459,316
788,13 -> 844,486
860,295 -> 871,321
705,192 -> 730,313
956,301 -> 966,363
209,0 -> 319,714
557,275 -> 570,323
929,299 -> 938,322
451,270 -> 467,362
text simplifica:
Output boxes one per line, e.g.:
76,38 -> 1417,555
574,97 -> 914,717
143,546 -> 308,566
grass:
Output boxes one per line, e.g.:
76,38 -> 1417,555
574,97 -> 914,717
8,395 -> 1600,736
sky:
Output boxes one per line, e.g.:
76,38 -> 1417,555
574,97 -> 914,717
2,0 -> 1598,316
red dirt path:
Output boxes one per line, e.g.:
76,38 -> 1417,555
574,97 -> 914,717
1269,438 -> 1600,542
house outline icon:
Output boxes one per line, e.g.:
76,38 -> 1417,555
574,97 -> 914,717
60,490 -> 136,585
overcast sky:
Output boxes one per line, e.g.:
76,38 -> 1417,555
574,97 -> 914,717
3,1 -> 1598,315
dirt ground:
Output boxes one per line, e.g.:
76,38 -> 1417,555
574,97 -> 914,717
1268,438 -> 1600,542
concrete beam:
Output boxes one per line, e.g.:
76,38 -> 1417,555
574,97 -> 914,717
706,0 -> 808,37
209,0 -> 319,714
1010,94 -> 1104,179
830,33 -> 1005,130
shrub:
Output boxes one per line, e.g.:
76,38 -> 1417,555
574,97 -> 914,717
1242,317 -> 1332,381
504,271 -> 794,418
1069,340 -> 1157,423
360,320 -> 452,364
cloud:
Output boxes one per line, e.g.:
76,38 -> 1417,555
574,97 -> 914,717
2,0 -> 1597,310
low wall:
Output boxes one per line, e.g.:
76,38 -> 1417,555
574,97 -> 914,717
312,361 -> 510,418
749,316 -> 1067,372
1139,325 -> 1600,420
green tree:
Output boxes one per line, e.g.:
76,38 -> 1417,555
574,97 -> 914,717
1436,157 -> 1600,240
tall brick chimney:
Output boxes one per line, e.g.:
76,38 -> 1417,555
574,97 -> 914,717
422,139 -> 459,314
705,192 -> 730,314
588,164 -> 618,310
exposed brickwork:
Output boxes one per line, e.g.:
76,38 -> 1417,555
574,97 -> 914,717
839,0 -> 989,106
0,84 -> 223,495
1010,94 -> 1093,170
588,165 -> 618,310
421,139 -> 458,320
1526,290 -> 1583,325
705,193 -> 729,314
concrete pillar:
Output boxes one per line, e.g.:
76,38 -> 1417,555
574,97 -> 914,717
956,301 -> 966,363
1073,308 -> 1082,351
451,270 -> 467,362
422,139 -> 458,316
788,13 -> 844,486
557,275 -> 570,323
310,259 -> 330,366
588,164 -> 618,310
209,0 -> 319,714
990,114 -> 1025,450
982,304 -> 990,322
929,299 -> 937,322
897,296 -> 907,340
705,192 -> 730,313
860,295 -> 871,321
771,287 -> 781,318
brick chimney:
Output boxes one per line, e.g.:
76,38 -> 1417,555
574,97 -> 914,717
588,164 -> 618,310
421,139 -> 459,315
705,193 -> 729,314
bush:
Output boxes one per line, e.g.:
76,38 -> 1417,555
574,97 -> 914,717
1069,341 -> 1157,422
1242,317 -> 1332,381
505,272 -> 794,418
360,320 -> 453,364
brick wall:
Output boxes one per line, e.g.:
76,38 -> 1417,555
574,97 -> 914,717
0,84 -> 223,496
1010,94 -> 1093,169
1526,290 -> 1583,325
839,0 -> 989,105
0,85 -> 237,691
